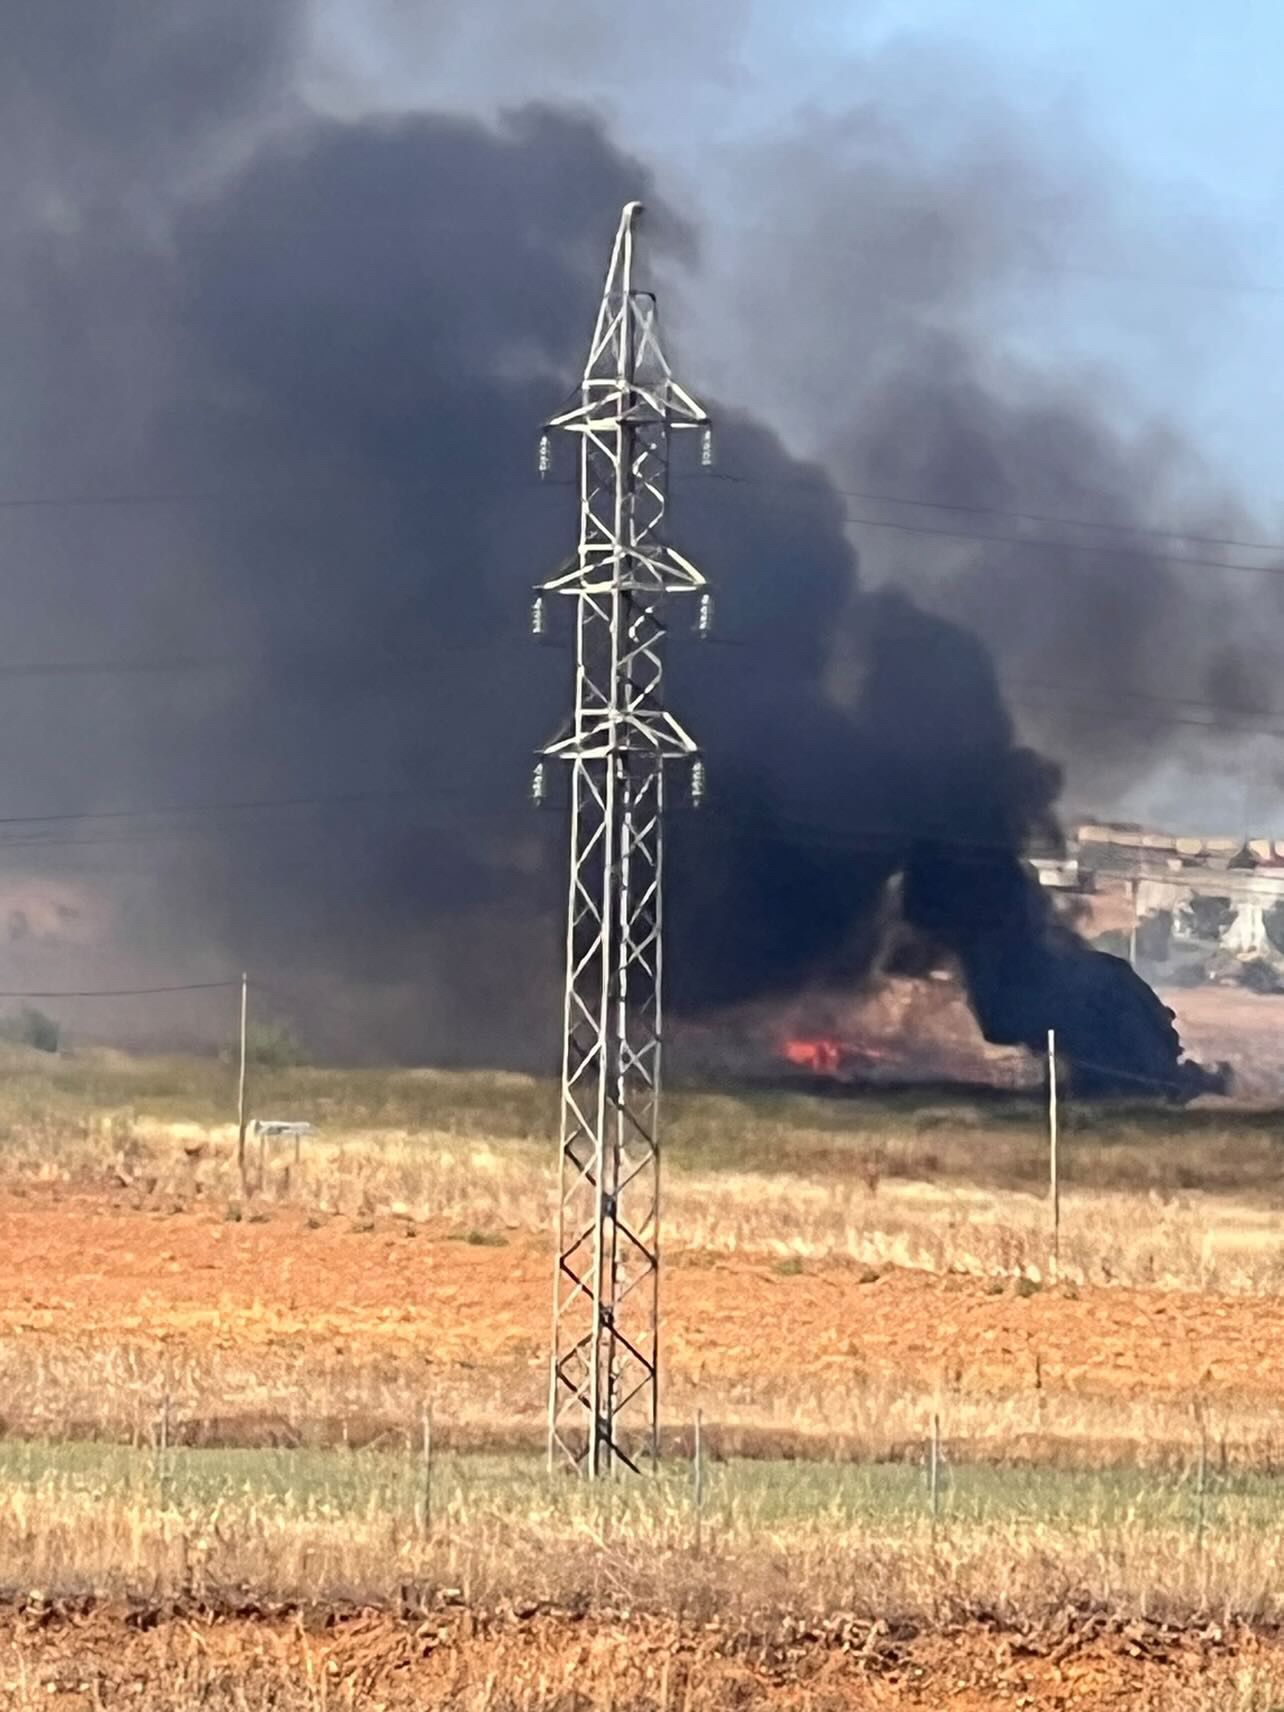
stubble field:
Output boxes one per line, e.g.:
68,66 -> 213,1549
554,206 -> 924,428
1,1032 -> 1284,1704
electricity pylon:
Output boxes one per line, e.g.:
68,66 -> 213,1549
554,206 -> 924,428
536,201 -> 709,1476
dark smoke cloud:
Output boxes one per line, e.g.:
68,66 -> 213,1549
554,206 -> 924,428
0,0 -> 303,834
691,91 -> 1271,813
0,3 -> 1254,1087
0,0 -> 300,205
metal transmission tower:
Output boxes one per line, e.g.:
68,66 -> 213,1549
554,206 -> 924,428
536,200 -> 710,1476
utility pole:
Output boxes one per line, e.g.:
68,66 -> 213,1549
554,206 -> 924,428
536,202 -> 710,1476
1047,1027 -> 1060,1279
236,972 -> 249,1197
1128,877 -> 1139,967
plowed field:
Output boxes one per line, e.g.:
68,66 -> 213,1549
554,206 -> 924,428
0,1188 -> 1282,1418
0,1601 -> 1277,1710
2,1183 -> 1283,1699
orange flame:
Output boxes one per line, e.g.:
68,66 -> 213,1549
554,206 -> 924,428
781,1036 -> 843,1075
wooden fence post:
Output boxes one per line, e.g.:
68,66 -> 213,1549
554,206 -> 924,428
693,1408 -> 704,1555
1047,1028 -> 1060,1279
236,973 -> 249,1197
416,1404 -> 433,1538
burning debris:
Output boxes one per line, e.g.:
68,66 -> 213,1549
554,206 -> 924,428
762,971 -> 1018,1088
670,594 -> 1224,1102
781,1036 -> 845,1076
773,900 -> 1228,1100
765,955 -> 1223,1100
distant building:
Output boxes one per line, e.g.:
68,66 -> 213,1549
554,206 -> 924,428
1031,854 -> 1083,891
1033,822 -> 1284,982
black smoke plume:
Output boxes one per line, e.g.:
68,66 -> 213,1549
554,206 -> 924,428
0,6 -> 1244,1091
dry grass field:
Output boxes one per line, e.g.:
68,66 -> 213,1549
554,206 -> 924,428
0,1041 -> 1281,1703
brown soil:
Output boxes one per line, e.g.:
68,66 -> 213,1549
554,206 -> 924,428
1,1189 -> 1283,1424
0,1599 -> 1275,1710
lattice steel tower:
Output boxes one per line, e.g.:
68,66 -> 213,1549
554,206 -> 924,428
536,201 -> 710,1476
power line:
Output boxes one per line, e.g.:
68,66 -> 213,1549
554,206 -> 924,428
696,632 -> 1284,737
4,460 -> 1284,589
693,469 -> 1284,556
0,634 -> 545,682
1,787 -> 1281,907
7,633 -> 1278,739
694,798 -> 1284,881
692,474 -> 1284,581
0,702 -> 1269,860
0,470 -> 566,515
1006,675 -> 1283,722
0,980 -> 238,998
0,785 -> 427,831
1005,689 -> 1284,740
824,505 -> 1284,582
0,477 -> 419,513
0,800 -> 517,854
0,691 -> 1266,862
8,456 -> 1284,570
0,631 -> 1279,738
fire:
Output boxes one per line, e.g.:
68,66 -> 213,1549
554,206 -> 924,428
779,1032 -> 893,1078
781,1036 -> 844,1075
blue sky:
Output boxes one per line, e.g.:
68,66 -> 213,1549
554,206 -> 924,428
844,0 -> 1284,506
859,0 -> 1284,209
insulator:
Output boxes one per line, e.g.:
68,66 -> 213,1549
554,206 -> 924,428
696,592 -> 713,637
531,761 -> 547,807
690,759 -> 706,808
700,426 -> 714,468
531,596 -> 545,637
537,433 -> 552,478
